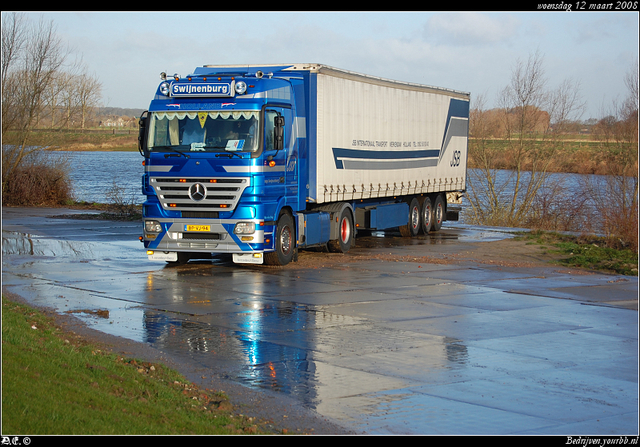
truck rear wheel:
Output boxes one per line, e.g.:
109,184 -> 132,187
399,197 -> 421,237
328,208 -> 354,253
432,194 -> 445,232
265,212 -> 295,266
420,196 -> 433,233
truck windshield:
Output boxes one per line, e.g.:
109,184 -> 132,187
147,110 -> 259,153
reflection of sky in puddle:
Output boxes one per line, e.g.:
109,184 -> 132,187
70,306 -> 150,343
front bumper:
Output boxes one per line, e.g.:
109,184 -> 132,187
143,218 -> 265,255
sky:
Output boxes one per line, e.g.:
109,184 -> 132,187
7,11 -> 639,120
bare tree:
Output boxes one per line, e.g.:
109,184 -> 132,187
2,13 -> 103,200
466,51 -> 585,228
499,50 -> 552,225
2,13 -> 69,187
1,12 -> 27,137
75,70 -> 103,129
41,75 -> 72,129
585,60 -> 638,250
548,78 -> 586,134
467,93 -> 511,225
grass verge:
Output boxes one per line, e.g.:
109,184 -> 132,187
58,200 -> 143,221
515,230 -> 638,276
1,296 -> 270,435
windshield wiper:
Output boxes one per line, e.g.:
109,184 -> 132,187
151,146 -> 189,158
215,151 -> 242,158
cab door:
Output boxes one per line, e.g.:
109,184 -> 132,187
263,106 -> 296,206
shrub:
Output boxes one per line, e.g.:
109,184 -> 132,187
105,181 -> 140,219
3,162 -> 73,206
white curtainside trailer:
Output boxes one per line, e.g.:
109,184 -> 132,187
297,64 -> 469,206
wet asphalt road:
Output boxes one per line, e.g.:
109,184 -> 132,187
2,207 -> 638,435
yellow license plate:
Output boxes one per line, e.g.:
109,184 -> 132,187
184,225 -> 210,232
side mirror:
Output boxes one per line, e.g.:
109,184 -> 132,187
274,115 -> 284,152
138,111 -> 149,157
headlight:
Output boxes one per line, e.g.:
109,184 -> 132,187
235,81 -> 247,95
145,220 -> 162,233
159,81 -> 170,96
234,222 -> 255,234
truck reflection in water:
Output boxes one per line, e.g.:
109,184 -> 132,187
139,262 -> 469,408
141,268 -> 332,404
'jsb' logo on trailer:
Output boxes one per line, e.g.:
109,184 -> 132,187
450,150 -> 461,167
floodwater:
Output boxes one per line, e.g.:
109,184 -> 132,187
56,150 -> 633,231
2,206 -> 637,435
61,150 -> 145,204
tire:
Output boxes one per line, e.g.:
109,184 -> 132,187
420,196 -> 433,234
265,212 -> 295,266
432,194 -> 445,232
399,197 -> 421,237
327,208 -> 354,253
166,252 -> 191,266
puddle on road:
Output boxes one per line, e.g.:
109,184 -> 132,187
72,301 -> 341,406
71,290 -> 479,409
355,225 -> 516,249
2,223 -> 512,412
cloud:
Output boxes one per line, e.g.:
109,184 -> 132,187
423,13 -> 520,46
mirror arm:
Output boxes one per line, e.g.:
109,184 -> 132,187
138,111 -> 149,157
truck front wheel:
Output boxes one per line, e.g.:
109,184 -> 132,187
265,212 -> 295,266
166,252 -> 191,265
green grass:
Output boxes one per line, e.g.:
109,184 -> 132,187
516,231 -> 638,276
4,129 -> 138,152
1,296 -> 270,435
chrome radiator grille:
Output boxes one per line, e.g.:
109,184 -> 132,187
151,177 -> 249,212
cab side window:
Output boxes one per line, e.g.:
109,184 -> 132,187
264,110 -> 277,151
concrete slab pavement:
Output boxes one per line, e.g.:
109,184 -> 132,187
2,207 -> 638,435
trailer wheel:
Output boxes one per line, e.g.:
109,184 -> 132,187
432,194 -> 445,232
420,196 -> 433,233
399,197 -> 421,237
265,212 -> 295,266
328,208 -> 354,253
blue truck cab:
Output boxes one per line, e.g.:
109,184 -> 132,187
139,65 -> 311,265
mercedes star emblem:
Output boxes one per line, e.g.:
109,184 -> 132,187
189,183 -> 207,201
